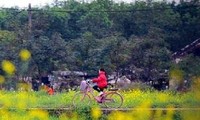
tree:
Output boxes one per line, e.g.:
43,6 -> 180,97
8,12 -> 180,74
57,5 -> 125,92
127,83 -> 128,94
99,33 -> 131,74
171,0 -> 200,51
128,28 -> 171,81
67,32 -> 99,74
30,33 -> 68,76
0,30 -> 19,69
77,0 -> 112,38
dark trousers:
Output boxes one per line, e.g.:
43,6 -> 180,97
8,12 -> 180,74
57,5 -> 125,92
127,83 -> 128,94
93,85 -> 103,93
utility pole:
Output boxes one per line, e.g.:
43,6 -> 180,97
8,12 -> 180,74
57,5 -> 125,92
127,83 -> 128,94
28,3 -> 32,41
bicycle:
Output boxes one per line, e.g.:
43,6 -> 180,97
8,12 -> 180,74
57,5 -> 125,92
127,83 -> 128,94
72,80 -> 123,108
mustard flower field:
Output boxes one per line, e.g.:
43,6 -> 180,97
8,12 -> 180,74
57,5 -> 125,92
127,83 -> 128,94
0,89 -> 200,120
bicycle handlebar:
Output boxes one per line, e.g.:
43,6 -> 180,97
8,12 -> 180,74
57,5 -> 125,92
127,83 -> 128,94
86,79 -> 92,83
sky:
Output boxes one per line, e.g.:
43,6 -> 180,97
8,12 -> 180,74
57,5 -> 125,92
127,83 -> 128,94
0,0 -> 176,8
0,0 -> 54,8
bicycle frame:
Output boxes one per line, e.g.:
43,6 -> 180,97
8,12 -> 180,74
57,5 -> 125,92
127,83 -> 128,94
83,82 -> 103,102
83,82 -> 122,104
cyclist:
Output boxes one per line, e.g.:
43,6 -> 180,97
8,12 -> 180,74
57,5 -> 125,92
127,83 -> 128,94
92,68 -> 108,97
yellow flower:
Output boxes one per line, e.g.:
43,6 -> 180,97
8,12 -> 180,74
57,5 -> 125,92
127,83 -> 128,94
108,111 -> 133,120
29,109 -> 49,120
158,93 -> 169,102
19,49 -> 31,61
59,112 -> 78,120
0,109 -> 10,120
165,105 -> 175,120
1,60 -> 16,75
0,75 -> 5,84
91,107 -> 102,119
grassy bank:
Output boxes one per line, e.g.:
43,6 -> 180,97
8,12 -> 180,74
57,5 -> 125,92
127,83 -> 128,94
1,90 -> 200,108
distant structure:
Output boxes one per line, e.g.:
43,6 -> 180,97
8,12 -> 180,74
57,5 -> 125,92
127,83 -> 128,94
52,70 -> 87,77
172,38 -> 200,63
51,70 -> 89,92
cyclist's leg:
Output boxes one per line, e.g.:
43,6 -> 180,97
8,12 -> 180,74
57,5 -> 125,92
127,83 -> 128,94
100,85 -> 107,92
93,85 -> 101,92
92,85 -> 103,102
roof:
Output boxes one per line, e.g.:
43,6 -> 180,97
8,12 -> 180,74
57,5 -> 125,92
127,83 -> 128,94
172,38 -> 200,59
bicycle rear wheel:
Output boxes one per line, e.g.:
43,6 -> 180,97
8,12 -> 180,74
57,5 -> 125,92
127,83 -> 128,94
103,92 -> 123,108
72,92 -> 91,107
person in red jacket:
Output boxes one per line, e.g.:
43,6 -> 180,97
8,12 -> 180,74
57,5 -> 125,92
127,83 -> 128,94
92,68 -> 108,97
47,84 -> 54,95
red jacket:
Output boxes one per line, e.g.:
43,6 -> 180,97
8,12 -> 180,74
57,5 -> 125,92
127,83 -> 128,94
48,87 -> 54,95
92,71 -> 107,89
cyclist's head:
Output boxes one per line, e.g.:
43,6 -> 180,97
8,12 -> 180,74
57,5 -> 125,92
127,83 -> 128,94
99,68 -> 105,72
99,68 -> 107,75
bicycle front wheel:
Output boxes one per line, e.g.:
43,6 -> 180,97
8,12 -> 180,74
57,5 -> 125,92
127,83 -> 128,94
104,92 -> 123,108
72,92 -> 91,108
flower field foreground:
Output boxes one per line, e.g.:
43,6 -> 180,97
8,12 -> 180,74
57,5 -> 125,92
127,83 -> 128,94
0,89 -> 200,120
